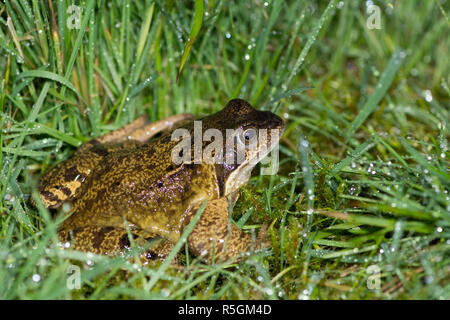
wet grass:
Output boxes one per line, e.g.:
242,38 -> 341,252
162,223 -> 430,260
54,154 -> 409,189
1,0 -> 449,299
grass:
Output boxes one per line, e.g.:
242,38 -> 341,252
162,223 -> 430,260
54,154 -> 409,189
0,0 -> 449,299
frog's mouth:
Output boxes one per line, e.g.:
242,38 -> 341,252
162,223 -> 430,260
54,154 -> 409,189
223,125 -> 284,197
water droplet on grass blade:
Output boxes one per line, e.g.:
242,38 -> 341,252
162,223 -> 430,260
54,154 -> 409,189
264,288 -> 273,295
423,90 -> 433,102
32,274 -> 41,282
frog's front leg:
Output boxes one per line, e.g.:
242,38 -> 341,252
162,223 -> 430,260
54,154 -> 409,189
58,226 -> 174,261
186,198 -> 264,262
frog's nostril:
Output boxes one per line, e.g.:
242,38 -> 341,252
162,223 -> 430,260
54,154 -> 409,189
266,113 -> 284,130
275,115 -> 283,125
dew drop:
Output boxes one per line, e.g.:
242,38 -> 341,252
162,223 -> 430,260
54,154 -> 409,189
264,288 -> 273,295
423,90 -> 433,102
161,288 -> 170,297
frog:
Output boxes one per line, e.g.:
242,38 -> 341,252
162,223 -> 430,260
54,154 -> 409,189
37,99 -> 285,263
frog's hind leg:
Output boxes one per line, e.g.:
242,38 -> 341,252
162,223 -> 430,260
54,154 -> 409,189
37,143 -> 128,208
59,226 -> 174,263
186,198 -> 263,263
37,113 -> 192,209
90,113 -> 193,146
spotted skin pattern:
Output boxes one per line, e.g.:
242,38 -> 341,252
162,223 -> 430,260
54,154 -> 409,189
59,226 -> 174,261
37,99 -> 284,263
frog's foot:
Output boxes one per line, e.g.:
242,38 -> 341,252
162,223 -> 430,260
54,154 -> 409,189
255,223 -> 269,250
186,198 -> 261,263
58,226 -> 174,263
91,113 -> 193,146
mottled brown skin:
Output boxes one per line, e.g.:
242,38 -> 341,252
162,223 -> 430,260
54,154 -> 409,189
37,99 -> 284,263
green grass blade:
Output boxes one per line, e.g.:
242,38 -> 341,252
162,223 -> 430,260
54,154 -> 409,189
176,0 -> 203,82
345,50 -> 406,141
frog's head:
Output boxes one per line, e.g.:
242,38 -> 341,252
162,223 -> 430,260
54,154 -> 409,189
208,99 -> 285,196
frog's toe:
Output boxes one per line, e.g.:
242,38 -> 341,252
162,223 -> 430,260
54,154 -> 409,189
255,223 -> 270,250
138,240 -> 177,265
94,113 -> 193,144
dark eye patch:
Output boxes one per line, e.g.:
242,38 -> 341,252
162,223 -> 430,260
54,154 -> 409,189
64,166 -> 82,182
92,146 -> 109,156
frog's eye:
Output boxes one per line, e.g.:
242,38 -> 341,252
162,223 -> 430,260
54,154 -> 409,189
244,128 -> 257,141
237,127 -> 257,145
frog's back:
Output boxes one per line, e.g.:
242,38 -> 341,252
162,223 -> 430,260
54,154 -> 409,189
61,134 -> 219,237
